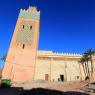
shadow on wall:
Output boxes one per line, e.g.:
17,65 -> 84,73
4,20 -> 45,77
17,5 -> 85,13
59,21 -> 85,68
0,87 -> 89,95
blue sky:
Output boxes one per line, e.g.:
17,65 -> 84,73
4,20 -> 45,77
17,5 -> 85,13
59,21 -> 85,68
0,0 -> 95,67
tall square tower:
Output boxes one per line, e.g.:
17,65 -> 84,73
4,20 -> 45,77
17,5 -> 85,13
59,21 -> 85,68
2,7 -> 40,82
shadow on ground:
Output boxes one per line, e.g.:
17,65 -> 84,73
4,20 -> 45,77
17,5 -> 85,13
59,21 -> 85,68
0,87 -> 89,95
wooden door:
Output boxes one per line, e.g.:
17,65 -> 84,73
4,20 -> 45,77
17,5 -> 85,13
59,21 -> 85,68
45,74 -> 49,81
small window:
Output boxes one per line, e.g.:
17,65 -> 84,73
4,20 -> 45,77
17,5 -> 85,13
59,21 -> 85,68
77,76 -> 79,79
30,26 -> 32,30
23,25 -> 24,29
23,44 -> 25,49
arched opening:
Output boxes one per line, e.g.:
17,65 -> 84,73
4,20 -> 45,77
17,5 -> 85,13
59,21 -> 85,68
23,25 -> 24,29
30,26 -> 32,30
22,44 -> 25,49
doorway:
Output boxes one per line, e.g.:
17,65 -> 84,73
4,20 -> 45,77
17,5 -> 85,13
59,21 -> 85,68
22,44 -> 25,49
60,75 -> 64,82
45,74 -> 49,81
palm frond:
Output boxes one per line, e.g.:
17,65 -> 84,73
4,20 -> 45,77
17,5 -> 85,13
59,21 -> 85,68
1,54 -> 7,62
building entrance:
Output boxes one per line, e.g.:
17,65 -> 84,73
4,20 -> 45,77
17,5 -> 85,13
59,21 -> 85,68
45,74 -> 49,81
60,75 -> 64,81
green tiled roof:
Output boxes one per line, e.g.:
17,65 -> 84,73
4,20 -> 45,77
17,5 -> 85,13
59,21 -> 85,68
19,10 -> 40,20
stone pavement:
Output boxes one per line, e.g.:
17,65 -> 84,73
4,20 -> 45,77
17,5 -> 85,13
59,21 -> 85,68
0,81 -> 95,95
77,83 -> 95,95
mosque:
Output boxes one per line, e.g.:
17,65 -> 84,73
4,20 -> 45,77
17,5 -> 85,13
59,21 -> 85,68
2,7 -> 95,83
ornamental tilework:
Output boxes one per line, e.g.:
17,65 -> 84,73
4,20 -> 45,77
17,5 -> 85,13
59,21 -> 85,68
16,21 -> 34,44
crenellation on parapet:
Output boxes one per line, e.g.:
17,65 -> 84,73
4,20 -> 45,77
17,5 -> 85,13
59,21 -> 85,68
37,50 -> 82,56
19,6 -> 40,20
20,6 -> 39,13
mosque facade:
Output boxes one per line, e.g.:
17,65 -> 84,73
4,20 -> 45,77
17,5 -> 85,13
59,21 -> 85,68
2,7 -> 95,83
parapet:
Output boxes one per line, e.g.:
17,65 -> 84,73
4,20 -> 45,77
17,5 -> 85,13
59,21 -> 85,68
37,50 -> 82,57
19,6 -> 40,20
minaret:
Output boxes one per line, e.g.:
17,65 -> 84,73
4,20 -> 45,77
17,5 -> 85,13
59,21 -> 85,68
2,7 -> 40,82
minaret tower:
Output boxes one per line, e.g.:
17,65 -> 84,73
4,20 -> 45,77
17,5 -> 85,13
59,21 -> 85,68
2,7 -> 40,82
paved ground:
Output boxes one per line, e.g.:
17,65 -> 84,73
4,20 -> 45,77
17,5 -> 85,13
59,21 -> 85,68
0,81 -> 95,95
12,81 -> 87,90
78,83 -> 95,95
0,87 -> 89,95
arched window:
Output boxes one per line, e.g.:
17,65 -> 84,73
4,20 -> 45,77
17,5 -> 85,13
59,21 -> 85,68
23,44 -> 25,49
23,25 -> 24,29
30,26 -> 32,30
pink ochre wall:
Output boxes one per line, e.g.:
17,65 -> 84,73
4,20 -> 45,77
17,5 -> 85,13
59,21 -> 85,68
2,7 -> 40,82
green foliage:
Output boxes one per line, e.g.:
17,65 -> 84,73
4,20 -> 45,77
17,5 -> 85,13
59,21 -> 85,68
85,48 -> 95,57
0,72 -> 2,78
85,48 -> 95,77
1,54 -> 7,62
80,55 -> 90,77
1,79 -> 11,87
80,48 -> 95,79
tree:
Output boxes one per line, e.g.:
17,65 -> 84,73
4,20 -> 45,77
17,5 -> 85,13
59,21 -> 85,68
85,48 -> 95,78
80,54 -> 90,79
0,54 -> 7,79
80,57 -> 87,77
1,54 -> 7,62
83,54 -> 90,77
